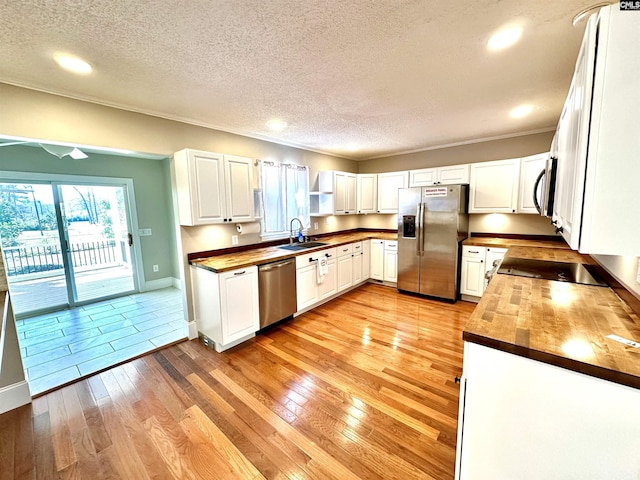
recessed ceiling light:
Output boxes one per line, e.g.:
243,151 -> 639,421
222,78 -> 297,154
488,27 -> 523,51
510,104 -> 533,118
54,53 -> 92,75
266,119 -> 288,132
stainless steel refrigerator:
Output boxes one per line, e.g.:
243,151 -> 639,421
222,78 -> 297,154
397,185 -> 468,301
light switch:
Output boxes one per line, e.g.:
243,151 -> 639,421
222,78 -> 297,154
138,228 -> 152,236
636,259 -> 640,285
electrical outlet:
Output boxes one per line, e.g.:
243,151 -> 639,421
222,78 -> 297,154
636,259 -> 640,284
138,228 -> 152,236
232,235 -> 238,245
313,222 -> 319,230
153,264 -> 159,272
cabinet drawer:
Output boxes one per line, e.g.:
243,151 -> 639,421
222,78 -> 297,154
463,245 -> 486,258
352,241 -> 363,252
384,241 -> 398,251
337,244 -> 353,257
295,249 -> 330,269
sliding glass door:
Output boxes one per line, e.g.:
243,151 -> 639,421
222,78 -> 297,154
0,180 -> 138,316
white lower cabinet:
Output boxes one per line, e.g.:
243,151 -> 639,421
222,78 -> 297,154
318,254 -> 338,300
461,245 -> 507,299
383,241 -> 398,283
191,265 -> 259,352
296,263 -> 319,311
456,342 -> 640,480
362,240 -> 371,280
460,246 -> 486,297
336,244 -> 354,292
370,240 -> 385,280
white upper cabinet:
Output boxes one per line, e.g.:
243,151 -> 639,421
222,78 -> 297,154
553,6 -> 640,255
356,174 -> 377,214
377,171 -> 409,213
317,171 -> 357,215
224,154 -> 255,222
172,148 -> 255,226
469,159 -> 520,213
409,164 -> 469,187
517,153 -> 548,214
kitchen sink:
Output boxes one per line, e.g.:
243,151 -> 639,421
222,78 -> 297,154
279,241 -> 327,251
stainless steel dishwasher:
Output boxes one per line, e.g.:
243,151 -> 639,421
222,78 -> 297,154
258,258 -> 297,329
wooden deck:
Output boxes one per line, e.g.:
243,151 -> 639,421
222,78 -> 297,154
8,266 -> 135,316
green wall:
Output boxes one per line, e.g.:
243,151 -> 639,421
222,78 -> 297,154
0,144 -> 177,283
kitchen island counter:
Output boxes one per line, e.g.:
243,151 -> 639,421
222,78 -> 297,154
462,238 -> 640,389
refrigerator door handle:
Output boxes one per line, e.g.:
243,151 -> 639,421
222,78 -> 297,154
416,204 -> 422,256
418,202 -> 425,256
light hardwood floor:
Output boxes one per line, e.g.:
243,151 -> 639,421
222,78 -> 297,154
0,283 -> 476,479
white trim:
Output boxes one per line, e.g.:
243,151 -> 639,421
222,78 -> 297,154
188,321 -> 198,340
172,277 -> 182,289
0,380 -> 31,414
364,127 -> 556,160
143,277 -> 174,291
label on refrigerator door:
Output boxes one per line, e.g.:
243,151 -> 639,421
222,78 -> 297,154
424,187 -> 448,197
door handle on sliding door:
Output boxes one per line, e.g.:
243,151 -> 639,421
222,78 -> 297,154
127,233 -> 133,246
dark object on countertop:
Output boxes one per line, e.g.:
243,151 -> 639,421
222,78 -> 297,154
497,258 -> 608,287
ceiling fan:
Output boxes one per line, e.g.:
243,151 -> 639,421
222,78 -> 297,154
0,140 -> 88,159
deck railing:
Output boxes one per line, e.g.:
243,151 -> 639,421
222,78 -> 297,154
2,240 -> 121,276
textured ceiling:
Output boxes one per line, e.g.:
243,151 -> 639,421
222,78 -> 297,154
0,1 -> 601,159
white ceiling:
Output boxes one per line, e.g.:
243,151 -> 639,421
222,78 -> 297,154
0,1 -> 602,160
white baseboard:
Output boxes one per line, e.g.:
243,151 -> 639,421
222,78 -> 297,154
0,380 -> 31,414
172,277 -> 182,289
188,321 -> 198,340
144,277 -> 178,291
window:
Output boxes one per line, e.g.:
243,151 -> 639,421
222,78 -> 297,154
260,161 -> 310,238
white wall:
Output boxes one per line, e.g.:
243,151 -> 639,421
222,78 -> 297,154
592,255 -> 640,300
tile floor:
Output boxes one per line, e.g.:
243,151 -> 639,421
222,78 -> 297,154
15,287 -> 187,396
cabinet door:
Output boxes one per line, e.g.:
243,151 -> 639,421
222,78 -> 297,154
334,172 -> 347,214
409,168 -> 437,187
345,173 -> 357,214
370,240 -> 385,280
438,164 -> 470,185
484,247 -> 507,291
224,155 -> 255,222
318,259 -> 338,300
191,150 -> 227,224
469,159 -> 520,213
219,266 -> 259,344
356,174 -> 377,214
457,342 -> 640,480
518,153 -> 548,214
361,240 -> 371,280
296,264 -> 319,311
460,257 -> 485,296
337,254 -> 353,292
377,172 -> 409,213
352,252 -> 363,284
554,17 -> 596,250
383,250 -> 398,283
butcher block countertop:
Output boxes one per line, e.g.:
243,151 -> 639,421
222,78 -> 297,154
190,231 -> 397,273
463,236 -> 640,389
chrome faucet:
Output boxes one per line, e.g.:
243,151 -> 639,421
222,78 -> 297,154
289,217 -> 304,245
